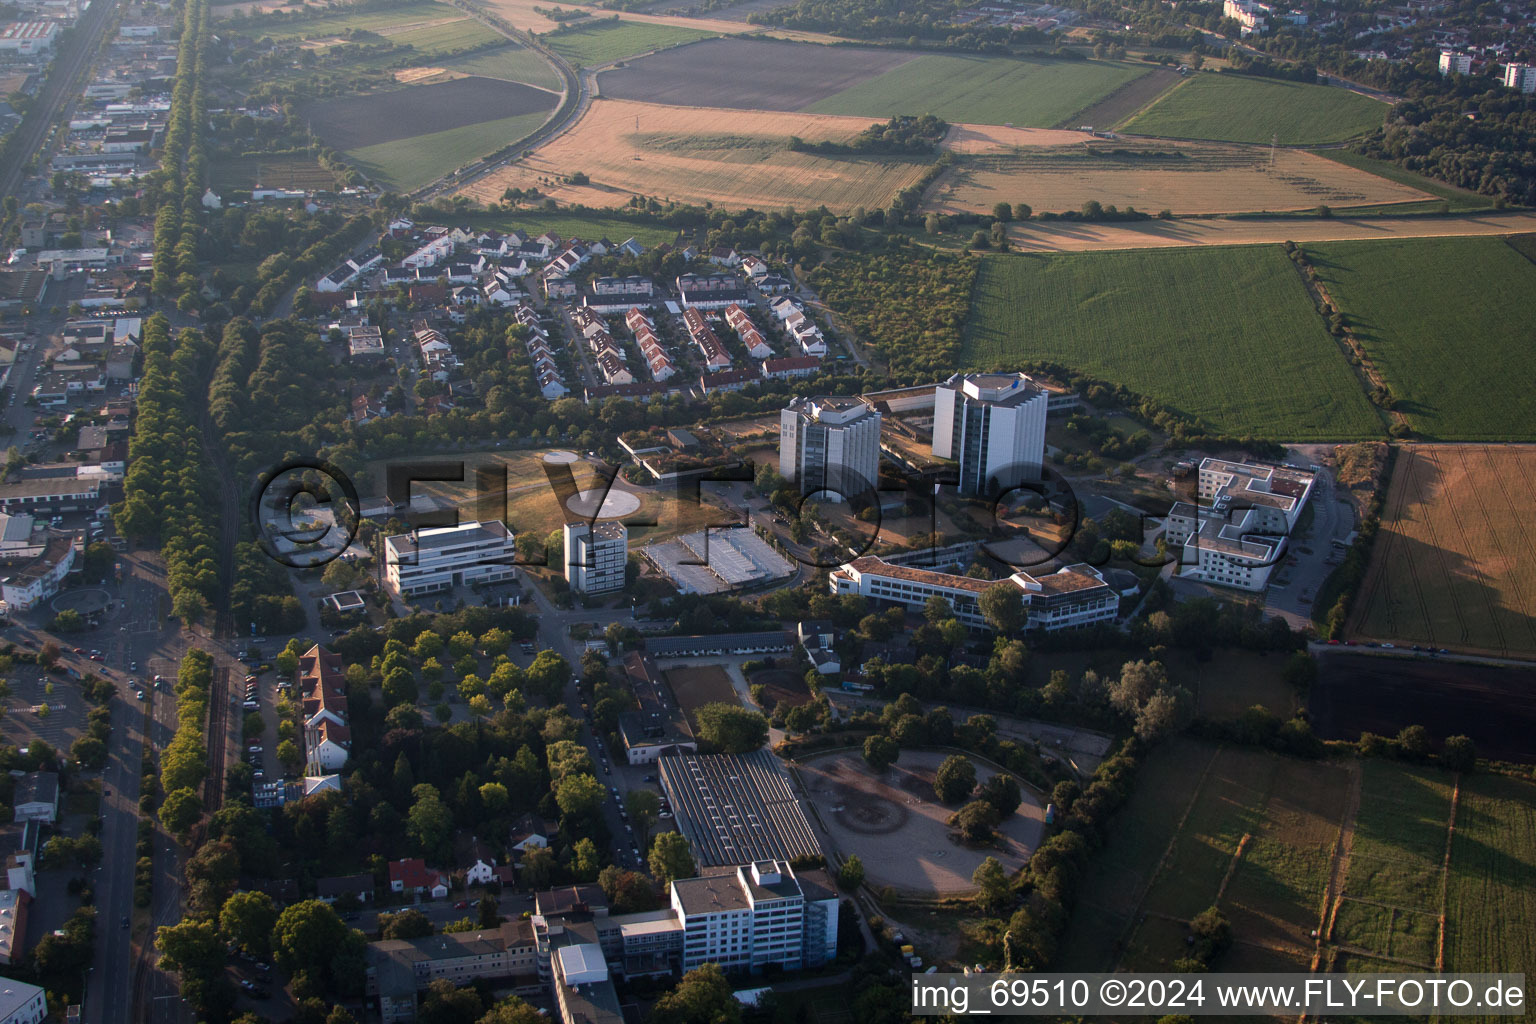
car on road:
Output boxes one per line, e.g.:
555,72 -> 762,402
121,916 -> 129,929
1381,643 -> 1395,649
659,811 -> 672,819
247,745 -> 262,753
453,900 -> 469,909
135,690 -> 145,700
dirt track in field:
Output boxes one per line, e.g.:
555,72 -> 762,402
1003,210 -> 1536,251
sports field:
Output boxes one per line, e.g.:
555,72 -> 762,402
1351,445 -> 1536,657
805,53 -> 1145,128
926,137 -> 1427,216
963,248 -> 1384,440
1122,74 -> 1387,145
1303,236 -> 1536,440
1060,740 -> 1536,979
460,99 -> 934,213
543,19 -> 714,67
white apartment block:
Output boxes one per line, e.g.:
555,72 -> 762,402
563,520 -> 627,595
780,396 -> 882,501
1196,458 -> 1314,535
1439,51 -> 1472,75
1164,457 -> 1317,592
383,520 -> 516,599
670,861 -> 837,974
830,556 -> 1118,632
1163,502 -> 1283,592
932,372 -> 1048,497
1505,63 -> 1536,93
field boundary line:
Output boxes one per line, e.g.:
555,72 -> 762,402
1215,832 -> 1251,903
1477,445 -> 1536,651
1434,776 -> 1460,973
1107,743 -> 1222,972
1312,758 -> 1362,970
1291,247 -> 1401,433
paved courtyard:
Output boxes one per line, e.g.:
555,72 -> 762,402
799,748 -> 1043,895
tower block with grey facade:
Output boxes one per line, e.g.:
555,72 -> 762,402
932,372 -> 1048,496
564,520 -> 628,595
779,396 -> 881,501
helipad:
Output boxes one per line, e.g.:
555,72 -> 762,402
565,487 -> 641,520
543,450 -> 579,464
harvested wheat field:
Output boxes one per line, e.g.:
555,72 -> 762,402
481,0 -> 840,41
1353,444 -> 1536,657
461,98 -> 934,213
1001,210 -> 1536,252
927,136 -> 1430,216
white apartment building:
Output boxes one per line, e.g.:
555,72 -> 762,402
1163,457 -> 1316,592
830,556 -> 1118,632
1504,63 -> 1536,93
670,861 -> 837,974
932,372 -> 1048,496
1439,50 -> 1472,75
0,980 -> 45,1024
383,520 -> 516,599
563,520 -> 627,595
1196,458 -> 1314,535
780,396 -> 881,501
1164,502 -> 1284,591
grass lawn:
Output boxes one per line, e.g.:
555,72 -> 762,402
1310,149 -> 1496,213
467,211 -> 678,248
805,53 -> 1145,128
963,248 -> 1384,440
437,43 -> 561,91
1122,74 -> 1387,145
347,110 -> 548,191
543,20 -> 715,67
253,1 -> 454,40
1304,236 -> 1536,440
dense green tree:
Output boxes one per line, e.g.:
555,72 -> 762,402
648,832 -> 696,886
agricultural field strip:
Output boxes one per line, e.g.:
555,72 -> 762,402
1121,74 -> 1387,145
962,247 -> 1383,440
1353,446 -> 1536,654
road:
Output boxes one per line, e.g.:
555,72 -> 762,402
414,0 -> 588,202
0,0 -> 119,199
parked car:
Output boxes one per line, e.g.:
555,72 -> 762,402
453,900 -> 469,910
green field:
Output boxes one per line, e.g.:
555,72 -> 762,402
543,20 -> 714,67
347,110 -> 548,191
964,248 -> 1383,440
252,1 -> 455,40
436,43 -> 561,91
1304,236 -> 1536,440
388,17 -> 504,54
1061,741 -> 1349,971
1122,74 -> 1387,144
1446,774 -> 1536,976
1061,742 -> 1536,987
806,53 -> 1144,129
467,211 -> 677,248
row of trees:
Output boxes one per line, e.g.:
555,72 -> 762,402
159,647 -> 215,838
113,314 -> 221,622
